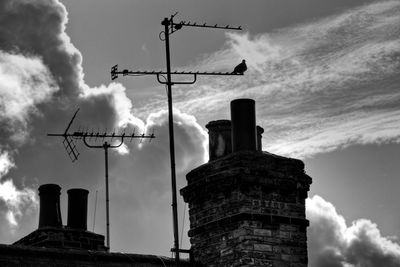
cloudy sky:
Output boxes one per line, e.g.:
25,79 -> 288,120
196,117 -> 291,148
0,0 -> 399,266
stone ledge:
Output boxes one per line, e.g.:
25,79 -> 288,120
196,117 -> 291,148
188,213 -> 309,237
186,151 -> 308,184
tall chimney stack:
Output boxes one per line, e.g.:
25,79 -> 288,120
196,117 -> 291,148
38,184 -> 62,228
67,188 -> 89,230
231,98 -> 257,152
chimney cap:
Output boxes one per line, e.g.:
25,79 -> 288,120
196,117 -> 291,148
67,188 -> 89,195
206,120 -> 231,129
230,98 -> 255,105
38,184 -> 61,194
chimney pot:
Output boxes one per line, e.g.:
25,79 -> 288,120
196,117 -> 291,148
67,188 -> 89,230
231,99 -> 257,152
38,184 -> 62,228
257,126 -> 264,151
205,120 -> 232,161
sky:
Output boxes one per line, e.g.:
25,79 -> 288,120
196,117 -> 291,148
0,0 -> 399,266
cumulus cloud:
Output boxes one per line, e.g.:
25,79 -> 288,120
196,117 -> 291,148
136,0 -> 400,158
0,151 -> 14,177
0,0 -> 84,97
307,195 -> 400,267
81,82 -> 146,137
0,0 -> 142,136
0,52 -> 58,144
0,151 -> 37,228
0,180 -> 37,228
144,109 -> 208,165
0,0 -> 145,231
99,109 -> 207,253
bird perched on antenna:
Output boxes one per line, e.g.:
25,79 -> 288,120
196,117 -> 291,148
232,59 -> 247,74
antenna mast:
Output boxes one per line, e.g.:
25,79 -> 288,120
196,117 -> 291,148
111,13 -> 243,266
93,190 -> 98,232
48,110 -> 155,250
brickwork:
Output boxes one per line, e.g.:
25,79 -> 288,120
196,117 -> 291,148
13,227 -> 107,251
181,151 -> 312,267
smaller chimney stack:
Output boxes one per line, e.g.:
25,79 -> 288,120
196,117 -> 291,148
38,184 -> 62,228
231,99 -> 257,152
67,188 -> 89,230
205,120 -> 232,161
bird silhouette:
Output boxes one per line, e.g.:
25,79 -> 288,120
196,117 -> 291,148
232,59 -> 247,74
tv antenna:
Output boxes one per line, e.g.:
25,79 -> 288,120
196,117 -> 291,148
111,13 -> 243,266
48,109 -> 155,249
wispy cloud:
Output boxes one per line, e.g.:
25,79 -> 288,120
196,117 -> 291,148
136,0 -> 400,158
307,195 -> 400,267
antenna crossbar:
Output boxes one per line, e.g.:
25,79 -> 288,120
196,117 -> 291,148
48,132 -> 154,139
111,66 -> 243,81
173,21 -> 242,30
73,132 -> 154,139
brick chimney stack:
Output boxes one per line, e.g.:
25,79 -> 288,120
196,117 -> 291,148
181,99 -> 312,266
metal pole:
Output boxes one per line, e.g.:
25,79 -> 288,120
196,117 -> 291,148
162,17 -> 180,266
93,190 -> 98,231
104,142 -> 110,250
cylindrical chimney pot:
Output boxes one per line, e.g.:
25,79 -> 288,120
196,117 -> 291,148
67,188 -> 89,230
38,184 -> 62,228
231,99 -> 257,152
205,120 -> 232,161
257,126 -> 264,151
